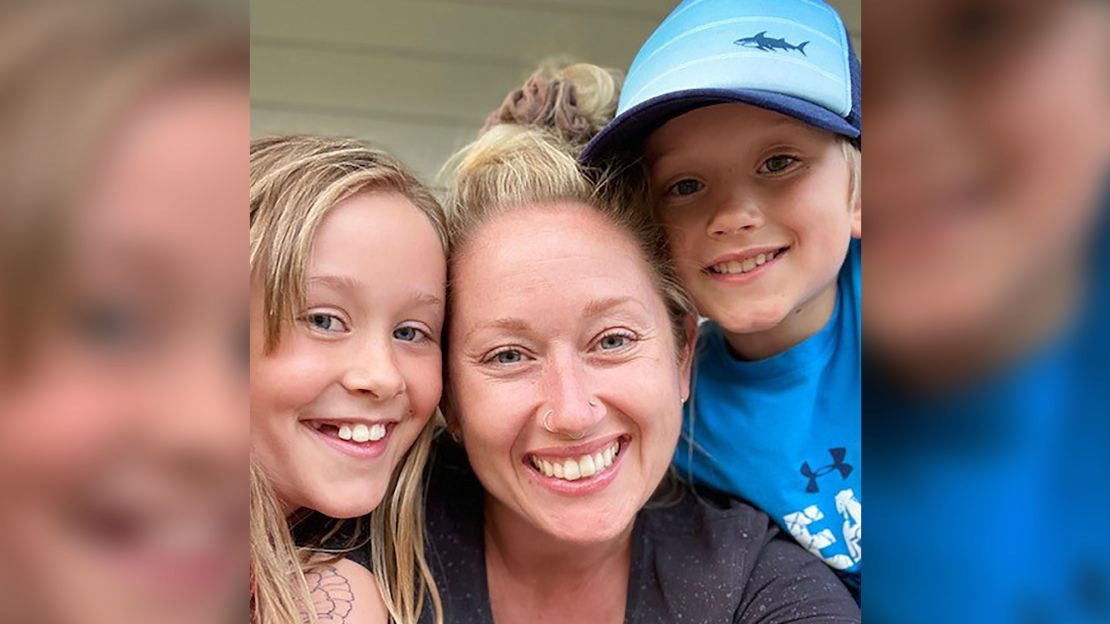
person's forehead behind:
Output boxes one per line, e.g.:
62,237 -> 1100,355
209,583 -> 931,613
82,78 -> 247,302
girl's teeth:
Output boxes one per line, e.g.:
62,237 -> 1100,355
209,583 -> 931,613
331,423 -> 387,444
352,424 -> 370,443
371,424 -> 386,441
531,441 -> 621,482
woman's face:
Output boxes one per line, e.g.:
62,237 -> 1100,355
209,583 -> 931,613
249,191 -> 446,519
449,203 -> 692,544
0,78 -> 248,624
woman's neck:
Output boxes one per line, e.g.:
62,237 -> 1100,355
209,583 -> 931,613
483,498 -> 632,623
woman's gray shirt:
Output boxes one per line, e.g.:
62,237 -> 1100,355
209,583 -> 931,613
411,437 -> 860,624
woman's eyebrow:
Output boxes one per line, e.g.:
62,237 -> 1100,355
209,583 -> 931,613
464,317 -> 531,341
582,296 -> 647,319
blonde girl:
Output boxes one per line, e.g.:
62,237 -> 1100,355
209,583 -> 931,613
249,135 -> 444,624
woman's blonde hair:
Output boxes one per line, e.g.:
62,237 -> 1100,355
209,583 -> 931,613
442,62 -> 696,404
249,135 -> 444,624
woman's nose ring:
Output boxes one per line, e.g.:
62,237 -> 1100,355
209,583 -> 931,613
542,409 -> 587,440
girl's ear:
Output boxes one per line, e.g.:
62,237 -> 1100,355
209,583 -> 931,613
678,315 -> 698,402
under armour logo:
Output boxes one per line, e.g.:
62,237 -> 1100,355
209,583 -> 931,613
800,448 -> 853,493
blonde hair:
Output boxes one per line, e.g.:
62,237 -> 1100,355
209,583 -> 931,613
249,135 -> 443,624
442,63 -> 696,513
443,61 -> 696,391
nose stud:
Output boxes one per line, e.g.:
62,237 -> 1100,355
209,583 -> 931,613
542,409 -> 586,440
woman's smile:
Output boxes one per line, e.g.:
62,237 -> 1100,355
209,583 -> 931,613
523,434 -> 631,495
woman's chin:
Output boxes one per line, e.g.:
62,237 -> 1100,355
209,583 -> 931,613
532,506 -> 637,546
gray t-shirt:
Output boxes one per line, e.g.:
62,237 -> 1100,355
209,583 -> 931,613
415,438 -> 860,624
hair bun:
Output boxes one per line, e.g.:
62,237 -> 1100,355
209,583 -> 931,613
480,63 -> 620,146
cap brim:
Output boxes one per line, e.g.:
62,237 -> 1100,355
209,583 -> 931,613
580,88 -> 860,165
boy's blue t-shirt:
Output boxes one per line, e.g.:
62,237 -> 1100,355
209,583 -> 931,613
674,239 -> 861,589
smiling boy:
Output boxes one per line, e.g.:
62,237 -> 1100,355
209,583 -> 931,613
581,0 -> 863,597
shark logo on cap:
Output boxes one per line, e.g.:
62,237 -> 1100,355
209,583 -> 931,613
735,31 -> 810,56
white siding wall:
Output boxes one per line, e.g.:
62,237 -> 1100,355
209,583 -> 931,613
251,0 -> 861,184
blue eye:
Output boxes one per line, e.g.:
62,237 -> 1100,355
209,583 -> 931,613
487,348 -> 524,365
667,179 -> 704,197
597,332 -> 635,351
393,325 -> 428,343
758,155 -> 798,174
304,313 -> 346,333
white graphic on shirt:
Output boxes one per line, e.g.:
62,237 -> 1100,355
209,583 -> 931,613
836,488 -> 861,562
782,488 -> 861,570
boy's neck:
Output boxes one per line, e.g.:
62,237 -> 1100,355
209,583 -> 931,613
722,281 -> 839,361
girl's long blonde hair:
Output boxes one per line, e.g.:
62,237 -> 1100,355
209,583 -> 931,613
249,134 -> 444,624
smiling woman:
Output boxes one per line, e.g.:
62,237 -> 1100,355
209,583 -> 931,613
408,64 -> 860,624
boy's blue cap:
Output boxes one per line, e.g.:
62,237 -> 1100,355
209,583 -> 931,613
580,0 -> 861,163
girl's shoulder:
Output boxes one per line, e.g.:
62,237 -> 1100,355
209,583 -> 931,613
304,558 -> 389,624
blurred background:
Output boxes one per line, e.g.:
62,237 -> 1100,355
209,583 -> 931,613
250,0 -> 862,183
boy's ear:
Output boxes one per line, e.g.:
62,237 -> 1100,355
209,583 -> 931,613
678,314 -> 698,401
850,191 -> 862,239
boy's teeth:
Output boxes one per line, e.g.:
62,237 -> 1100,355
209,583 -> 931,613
338,425 -> 353,441
712,250 -> 780,274
530,441 -> 621,482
